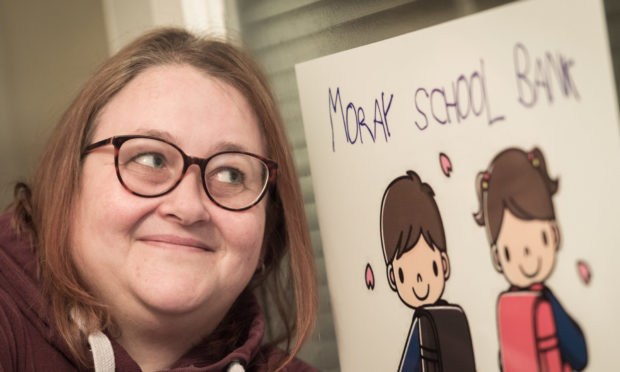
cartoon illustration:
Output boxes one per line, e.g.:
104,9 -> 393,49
474,147 -> 588,372
380,171 -> 476,372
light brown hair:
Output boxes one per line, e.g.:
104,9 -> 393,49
473,147 -> 559,245
12,28 -> 316,370
380,170 -> 446,265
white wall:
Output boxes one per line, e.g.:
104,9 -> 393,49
0,18 -> 17,205
0,0 -> 109,208
0,0 -> 235,209
102,0 -> 238,54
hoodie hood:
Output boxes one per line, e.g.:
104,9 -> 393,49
0,212 -> 77,360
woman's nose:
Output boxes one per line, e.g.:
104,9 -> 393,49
158,165 -> 211,225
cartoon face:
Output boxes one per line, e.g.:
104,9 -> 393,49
388,237 -> 450,308
493,209 -> 559,288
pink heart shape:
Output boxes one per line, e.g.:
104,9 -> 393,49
365,263 -> 375,290
439,153 -> 452,177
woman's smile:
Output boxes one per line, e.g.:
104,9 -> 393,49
137,234 -> 214,252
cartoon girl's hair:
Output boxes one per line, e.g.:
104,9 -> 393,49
473,147 -> 558,245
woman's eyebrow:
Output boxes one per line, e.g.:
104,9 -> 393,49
131,130 -> 249,154
213,141 -> 246,153
133,128 -> 179,143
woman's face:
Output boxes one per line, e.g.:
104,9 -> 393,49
71,64 -> 266,326
494,209 -> 559,288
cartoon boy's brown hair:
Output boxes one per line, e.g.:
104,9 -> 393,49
380,171 -> 446,265
474,147 -> 559,245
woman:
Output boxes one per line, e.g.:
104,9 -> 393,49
0,28 -> 318,371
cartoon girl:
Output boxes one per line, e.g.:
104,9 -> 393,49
474,147 -> 587,372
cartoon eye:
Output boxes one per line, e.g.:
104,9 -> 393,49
433,261 -> 438,276
504,246 -> 511,262
398,268 -> 404,283
542,230 -> 548,246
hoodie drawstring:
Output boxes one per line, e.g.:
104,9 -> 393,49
87,331 -> 115,372
226,359 -> 246,372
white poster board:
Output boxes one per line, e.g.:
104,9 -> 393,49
296,0 -> 620,371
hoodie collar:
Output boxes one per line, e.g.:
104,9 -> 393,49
109,293 -> 265,372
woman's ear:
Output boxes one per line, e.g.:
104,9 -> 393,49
441,252 -> 450,280
255,259 -> 265,274
387,264 -> 397,291
491,245 -> 503,273
552,222 -> 561,251
255,244 -> 267,273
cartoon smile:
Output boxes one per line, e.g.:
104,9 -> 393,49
412,284 -> 430,301
519,257 -> 541,278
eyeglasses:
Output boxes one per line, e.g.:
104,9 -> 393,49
82,135 -> 278,211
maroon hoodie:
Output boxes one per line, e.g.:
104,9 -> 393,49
0,212 -> 317,372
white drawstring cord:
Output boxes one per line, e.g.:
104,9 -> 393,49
87,331 -> 116,372
71,309 -> 116,372
226,359 -> 246,372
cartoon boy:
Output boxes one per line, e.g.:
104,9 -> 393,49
474,147 -> 587,372
380,170 -> 475,372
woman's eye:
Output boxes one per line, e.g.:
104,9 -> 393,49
215,167 -> 245,184
132,152 -> 166,168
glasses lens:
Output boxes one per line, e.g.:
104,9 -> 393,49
205,153 -> 269,209
117,138 -> 183,196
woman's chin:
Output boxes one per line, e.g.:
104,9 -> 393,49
131,276 -> 216,316
139,291 -> 213,317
